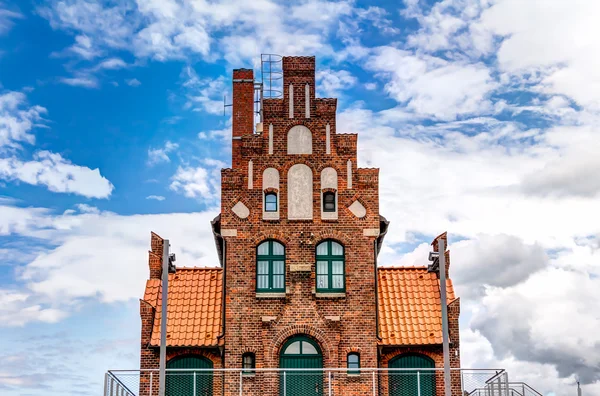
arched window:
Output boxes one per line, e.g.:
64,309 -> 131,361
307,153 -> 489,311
242,353 -> 255,375
257,240 -> 285,293
265,192 -> 277,212
323,192 -> 335,212
316,240 -> 345,292
347,353 -> 360,374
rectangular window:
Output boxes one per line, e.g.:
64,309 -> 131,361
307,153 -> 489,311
347,353 -> 360,374
316,241 -> 345,293
257,241 -> 286,293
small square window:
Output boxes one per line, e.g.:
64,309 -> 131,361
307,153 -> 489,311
265,193 -> 277,212
323,192 -> 335,212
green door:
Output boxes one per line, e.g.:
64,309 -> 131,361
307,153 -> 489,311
389,354 -> 436,396
279,336 -> 323,396
166,355 -> 213,396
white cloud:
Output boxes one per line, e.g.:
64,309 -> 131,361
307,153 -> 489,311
38,0 -> 353,67
0,289 -> 66,326
0,91 -> 47,149
355,6 -> 400,35
181,67 -> 227,115
169,159 -> 224,201
94,57 -> 127,70
0,4 -> 23,36
59,76 -> 98,88
147,140 -> 178,166
0,203 -> 220,324
367,47 -> 497,120
316,68 -> 357,97
125,78 -> 141,87
146,195 -> 165,201
0,151 -> 114,198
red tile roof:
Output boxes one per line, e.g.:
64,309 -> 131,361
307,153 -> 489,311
378,266 -> 456,346
142,265 -> 456,348
144,267 -> 223,347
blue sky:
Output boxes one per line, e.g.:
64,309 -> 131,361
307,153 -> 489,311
1,1 -> 600,395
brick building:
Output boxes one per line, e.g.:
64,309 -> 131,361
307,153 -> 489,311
139,56 -> 461,396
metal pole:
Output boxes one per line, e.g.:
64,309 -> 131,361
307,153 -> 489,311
328,371 -> 332,396
193,371 -> 197,396
283,371 -> 286,396
103,373 -> 108,396
438,237 -> 451,396
149,372 -> 154,396
158,240 -> 170,396
417,371 -> 421,396
239,370 -> 243,396
372,370 -> 376,396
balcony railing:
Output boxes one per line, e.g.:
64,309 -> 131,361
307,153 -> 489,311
104,368 -> 510,396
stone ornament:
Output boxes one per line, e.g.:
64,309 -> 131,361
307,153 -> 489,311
231,201 -> 250,219
348,200 -> 366,218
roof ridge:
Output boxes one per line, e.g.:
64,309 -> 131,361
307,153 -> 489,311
379,265 -> 428,270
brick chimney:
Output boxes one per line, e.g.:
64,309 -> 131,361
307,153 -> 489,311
232,68 -> 254,169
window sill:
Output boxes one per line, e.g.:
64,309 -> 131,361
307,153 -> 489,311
242,373 -> 256,378
256,292 -> 286,299
315,292 -> 346,298
347,373 -> 361,377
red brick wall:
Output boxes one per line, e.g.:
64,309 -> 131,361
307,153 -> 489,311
221,56 -> 380,395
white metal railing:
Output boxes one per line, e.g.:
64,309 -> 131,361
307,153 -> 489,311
104,367 -> 510,396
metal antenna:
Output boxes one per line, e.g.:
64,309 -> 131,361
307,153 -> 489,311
223,95 -> 232,116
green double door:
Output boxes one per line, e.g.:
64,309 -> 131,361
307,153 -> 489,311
389,354 -> 436,396
279,336 -> 324,396
166,355 -> 213,396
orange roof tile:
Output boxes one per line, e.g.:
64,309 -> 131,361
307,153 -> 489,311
144,267 -> 223,347
378,266 -> 456,346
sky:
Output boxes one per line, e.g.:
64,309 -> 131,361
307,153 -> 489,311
0,0 -> 599,395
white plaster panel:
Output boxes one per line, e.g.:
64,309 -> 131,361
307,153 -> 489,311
221,229 -> 238,237
305,84 -> 310,118
289,84 -> 294,119
347,160 -> 353,189
262,168 -> 279,190
232,201 -> 250,219
287,125 -> 312,154
326,123 -> 331,154
320,167 -> 338,190
288,163 -> 313,220
363,228 -> 379,237
268,123 -> 273,154
248,160 -> 253,189
348,200 -> 366,218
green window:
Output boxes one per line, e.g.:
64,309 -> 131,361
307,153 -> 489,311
316,240 -> 345,293
257,240 -> 285,293
347,353 -> 360,374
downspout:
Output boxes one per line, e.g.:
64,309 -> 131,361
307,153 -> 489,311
374,239 -> 382,342
217,238 -> 226,396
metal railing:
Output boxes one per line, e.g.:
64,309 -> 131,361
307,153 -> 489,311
104,368 -> 510,396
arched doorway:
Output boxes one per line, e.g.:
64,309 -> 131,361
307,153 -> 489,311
388,354 -> 436,396
279,335 -> 323,395
166,355 -> 213,396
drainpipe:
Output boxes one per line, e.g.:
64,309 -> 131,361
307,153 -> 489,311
217,238 -> 226,342
374,240 -> 382,342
